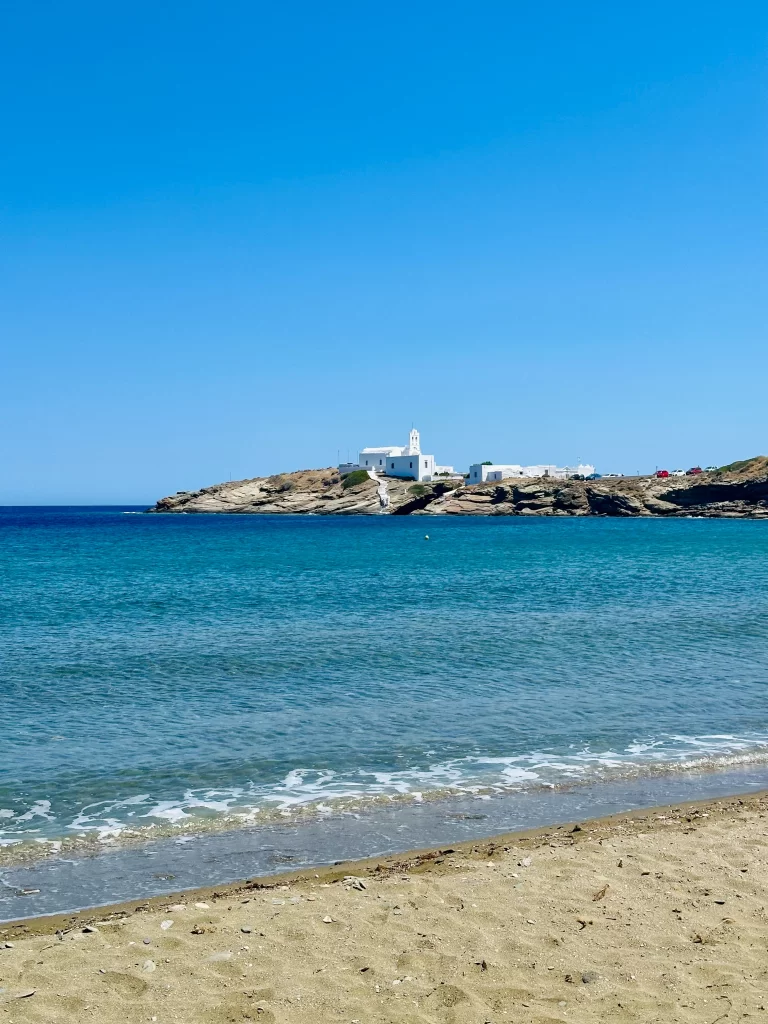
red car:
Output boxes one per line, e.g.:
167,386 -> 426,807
686,466 -> 702,475
656,469 -> 669,478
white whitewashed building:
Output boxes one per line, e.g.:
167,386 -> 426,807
468,462 -> 595,484
350,429 -> 437,482
357,446 -> 402,471
386,451 -> 436,481
468,464 -> 523,484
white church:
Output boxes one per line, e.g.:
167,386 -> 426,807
340,429 -> 452,482
338,427 -> 594,484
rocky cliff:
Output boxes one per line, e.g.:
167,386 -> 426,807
148,457 -> 768,518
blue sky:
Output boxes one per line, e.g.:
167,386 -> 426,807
2,1 -> 766,503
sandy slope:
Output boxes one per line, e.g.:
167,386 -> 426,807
1,793 -> 767,1023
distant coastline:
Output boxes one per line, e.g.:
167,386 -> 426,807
148,456 -> 768,518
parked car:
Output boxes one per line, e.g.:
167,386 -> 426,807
670,469 -> 686,477
656,469 -> 669,478
586,472 -> 602,480
603,472 -> 621,478
686,466 -> 702,475
704,465 -> 718,472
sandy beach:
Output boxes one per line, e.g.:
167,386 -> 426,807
1,792 -> 767,1023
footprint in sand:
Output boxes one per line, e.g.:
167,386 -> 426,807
211,995 -> 275,1022
99,972 -> 149,998
422,982 -> 470,1008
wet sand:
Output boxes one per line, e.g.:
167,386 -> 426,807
1,792 -> 767,1022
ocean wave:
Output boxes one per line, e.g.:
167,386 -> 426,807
3,732 -> 768,863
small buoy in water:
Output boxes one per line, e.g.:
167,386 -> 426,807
424,535 -> 430,540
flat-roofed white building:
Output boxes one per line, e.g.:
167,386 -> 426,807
468,464 -> 524,484
386,452 -> 436,481
358,446 -> 404,470
468,462 -> 595,483
519,465 -> 563,479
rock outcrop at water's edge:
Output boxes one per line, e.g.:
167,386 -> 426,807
148,457 -> 768,518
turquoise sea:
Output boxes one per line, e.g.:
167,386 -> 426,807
2,507 -> 768,916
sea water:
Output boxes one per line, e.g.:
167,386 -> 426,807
2,507 -> 768,916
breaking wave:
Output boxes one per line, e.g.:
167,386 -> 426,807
3,731 -> 768,864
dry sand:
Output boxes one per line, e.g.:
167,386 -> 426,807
1,792 -> 767,1023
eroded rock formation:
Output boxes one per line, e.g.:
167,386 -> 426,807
148,458 -> 768,519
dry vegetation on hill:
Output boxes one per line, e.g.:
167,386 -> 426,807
149,458 -> 768,518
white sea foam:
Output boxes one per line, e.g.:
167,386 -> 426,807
141,801 -> 191,823
15,800 -> 54,822
4,732 -> 768,851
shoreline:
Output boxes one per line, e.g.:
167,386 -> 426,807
2,789 -> 767,1022
5,759 -> 768,924
6,737 -> 768,869
3,787 -> 764,936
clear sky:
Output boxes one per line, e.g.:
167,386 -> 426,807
2,1 -> 766,503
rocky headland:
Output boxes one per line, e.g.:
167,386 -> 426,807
148,457 -> 768,518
